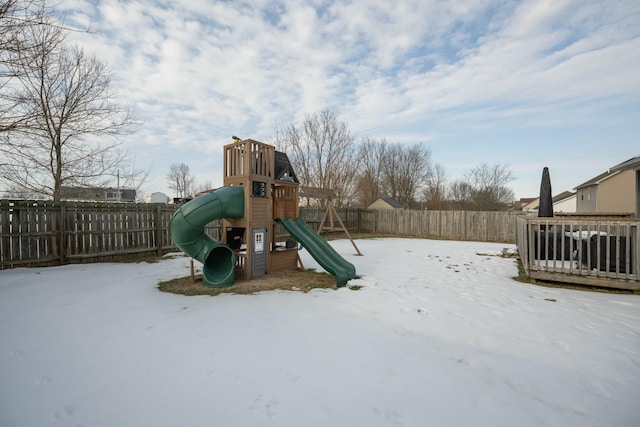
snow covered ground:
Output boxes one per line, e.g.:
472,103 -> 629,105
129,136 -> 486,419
1,238 -> 639,427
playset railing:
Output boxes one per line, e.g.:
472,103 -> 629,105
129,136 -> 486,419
224,139 -> 274,179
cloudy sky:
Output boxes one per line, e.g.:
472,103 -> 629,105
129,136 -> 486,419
57,0 -> 640,200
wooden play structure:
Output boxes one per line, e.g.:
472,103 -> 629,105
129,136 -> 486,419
222,139 -> 301,280
170,137 -> 356,287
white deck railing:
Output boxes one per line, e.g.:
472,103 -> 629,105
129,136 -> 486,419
516,216 -> 639,290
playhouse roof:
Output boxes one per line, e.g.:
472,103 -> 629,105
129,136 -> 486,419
274,151 -> 299,183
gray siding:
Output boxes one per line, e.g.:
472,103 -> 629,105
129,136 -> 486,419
576,186 -> 597,212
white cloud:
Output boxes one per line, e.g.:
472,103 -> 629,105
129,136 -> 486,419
49,0 -> 640,198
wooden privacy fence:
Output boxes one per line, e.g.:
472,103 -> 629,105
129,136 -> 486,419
1,199 -> 518,269
299,208 -> 519,242
298,207 -> 373,233
370,209 -> 518,242
0,200 -> 220,269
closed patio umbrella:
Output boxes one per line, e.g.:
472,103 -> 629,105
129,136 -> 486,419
538,167 -> 553,218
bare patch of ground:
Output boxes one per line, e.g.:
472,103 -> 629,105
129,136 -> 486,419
158,269 -> 345,296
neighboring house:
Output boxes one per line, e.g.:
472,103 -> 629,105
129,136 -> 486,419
551,191 -> 577,213
575,156 -> 639,216
521,197 -> 539,212
517,197 -> 538,212
367,197 -> 403,210
520,191 -> 576,213
60,186 -> 136,203
145,192 -> 169,204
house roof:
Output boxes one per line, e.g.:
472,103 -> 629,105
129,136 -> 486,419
520,197 -> 539,210
381,197 -> 402,208
574,170 -> 621,189
274,151 -> 299,183
367,197 -> 402,209
552,191 -> 576,203
60,186 -> 136,201
519,197 -> 537,204
525,192 -> 575,210
610,155 -> 640,172
574,155 -> 639,189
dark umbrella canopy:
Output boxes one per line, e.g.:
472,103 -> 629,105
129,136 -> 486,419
538,167 -> 554,218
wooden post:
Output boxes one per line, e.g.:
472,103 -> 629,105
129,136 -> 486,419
296,252 -> 304,270
331,203 -> 362,256
318,205 -> 330,233
318,197 -> 362,256
59,204 -> 66,264
190,259 -> 195,284
155,205 -> 162,256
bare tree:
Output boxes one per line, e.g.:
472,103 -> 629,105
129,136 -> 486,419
354,137 -> 387,207
1,1 -> 50,58
1,0 -> 62,133
118,158 -> 154,201
466,162 -> 515,210
272,108 -> 359,207
0,9 -> 135,201
381,143 -> 432,209
2,182 -> 42,199
194,180 -> 214,193
167,162 -> 195,199
448,179 -> 474,210
448,162 -> 515,210
423,162 -> 448,210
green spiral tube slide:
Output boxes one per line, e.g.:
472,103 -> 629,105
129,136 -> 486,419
169,186 -> 244,287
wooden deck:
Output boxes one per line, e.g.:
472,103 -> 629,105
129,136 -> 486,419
516,215 -> 640,291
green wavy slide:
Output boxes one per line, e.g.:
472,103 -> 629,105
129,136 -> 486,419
169,186 -> 244,287
276,217 -> 356,287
